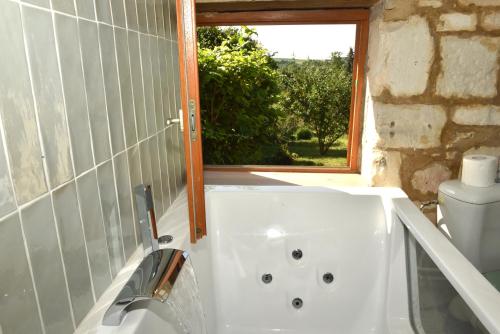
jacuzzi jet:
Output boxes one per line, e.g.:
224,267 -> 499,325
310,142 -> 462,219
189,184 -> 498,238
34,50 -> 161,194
261,273 -> 273,284
291,249 -> 303,260
323,272 -> 334,284
292,298 -> 303,309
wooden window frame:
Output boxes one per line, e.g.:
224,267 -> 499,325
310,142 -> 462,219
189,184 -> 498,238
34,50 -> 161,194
197,9 -> 369,174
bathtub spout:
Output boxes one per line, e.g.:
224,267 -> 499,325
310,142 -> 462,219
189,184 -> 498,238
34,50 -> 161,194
102,248 -> 189,326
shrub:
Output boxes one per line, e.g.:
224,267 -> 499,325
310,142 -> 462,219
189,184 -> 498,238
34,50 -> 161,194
197,26 -> 289,165
296,128 -> 313,140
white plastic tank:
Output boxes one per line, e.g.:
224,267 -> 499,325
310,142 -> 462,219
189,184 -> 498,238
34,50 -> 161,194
438,180 -> 500,273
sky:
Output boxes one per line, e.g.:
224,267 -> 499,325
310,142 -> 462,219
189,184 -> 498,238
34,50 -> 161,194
248,24 -> 356,60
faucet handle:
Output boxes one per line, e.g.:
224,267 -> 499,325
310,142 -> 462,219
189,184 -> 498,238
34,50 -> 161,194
144,185 -> 158,240
134,184 -> 159,253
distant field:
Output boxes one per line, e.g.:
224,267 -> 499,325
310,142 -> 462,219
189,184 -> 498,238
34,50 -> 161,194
288,135 -> 348,168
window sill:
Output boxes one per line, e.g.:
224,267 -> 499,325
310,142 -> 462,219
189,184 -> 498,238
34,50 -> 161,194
204,170 -> 368,187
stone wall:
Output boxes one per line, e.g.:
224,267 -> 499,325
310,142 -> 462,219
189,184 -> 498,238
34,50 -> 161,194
362,0 -> 500,221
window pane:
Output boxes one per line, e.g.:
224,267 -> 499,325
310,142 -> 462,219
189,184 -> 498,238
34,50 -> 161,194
197,25 -> 356,168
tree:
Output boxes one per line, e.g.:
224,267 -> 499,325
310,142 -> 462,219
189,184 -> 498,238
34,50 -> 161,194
346,47 -> 354,74
197,26 -> 290,165
279,53 -> 352,155
198,26 -> 259,51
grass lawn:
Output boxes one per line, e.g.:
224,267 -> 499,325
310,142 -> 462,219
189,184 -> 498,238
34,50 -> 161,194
288,135 -> 348,167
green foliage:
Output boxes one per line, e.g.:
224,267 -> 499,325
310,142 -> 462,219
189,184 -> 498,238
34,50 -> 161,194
276,111 -> 300,142
346,47 -> 354,73
296,128 -> 313,140
197,26 -> 291,165
278,53 -> 352,155
197,26 -> 259,51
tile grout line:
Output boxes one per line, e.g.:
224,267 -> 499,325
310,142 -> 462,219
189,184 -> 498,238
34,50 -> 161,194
145,32 -> 161,208
94,162 -> 118,280
75,179 -> 97,304
168,38 -> 180,197
0,8 -> 46,326
162,18 -> 174,205
75,18 -> 98,169
72,0 -> 99,304
158,36 -> 173,212
156,17 -> 169,212
17,211 -> 47,334
163,32 -> 175,207
19,4 -> 52,202
8,0 -> 179,42
49,3 -> 78,329
18,4 -> 53,332
95,1 -> 120,280
137,21 -> 150,142
109,13 -> 130,262
153,35 -> 167,215
8,124 -> 174,214
2,2 -> 182,206
131,11 -> 148,240
123,0 -> 140,247
1,0 -> 184,330
74,175 -> 98,304
48,192 -> 77,330
110,0 -> 142,260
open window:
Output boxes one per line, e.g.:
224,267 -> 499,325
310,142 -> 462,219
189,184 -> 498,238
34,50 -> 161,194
197,10 -> 369,173
176,4 -> 369,242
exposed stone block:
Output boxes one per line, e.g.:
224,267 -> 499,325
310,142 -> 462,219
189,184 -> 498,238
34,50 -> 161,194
367,16 -> 434,97
374,103 -> 446,149
452,105 -> 500,126
437,13 -> 477,32
371,150 -> 402,187
437,36 -> 499,98
384,0 -> 417,21
459,0 -> 500,6
411,163 -> 452,194
418,0 -> 443,7
481,11 -> 500,31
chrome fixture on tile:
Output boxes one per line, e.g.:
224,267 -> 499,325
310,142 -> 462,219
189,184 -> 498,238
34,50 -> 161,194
166,118 -> 181,126
134,184 -> 159,254
166,109 -> 184,131
292,298 -> 303,309
323,272 -> 334,284
292,249 -> 303,260
102,248 -> 188,326
261,273 -> 273,284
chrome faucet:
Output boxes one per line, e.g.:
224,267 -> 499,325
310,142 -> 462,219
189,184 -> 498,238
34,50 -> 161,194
102,248 -> 188,326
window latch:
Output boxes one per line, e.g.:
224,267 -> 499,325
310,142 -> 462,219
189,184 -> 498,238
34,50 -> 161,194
188,99 -> 197,141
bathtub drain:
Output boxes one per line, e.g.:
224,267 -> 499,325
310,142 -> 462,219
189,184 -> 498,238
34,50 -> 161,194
292,298 -> 303,309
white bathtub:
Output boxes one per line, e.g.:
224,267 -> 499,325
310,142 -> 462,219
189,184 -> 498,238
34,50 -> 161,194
87,186 -> 500,334
193,186 -> 411,334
